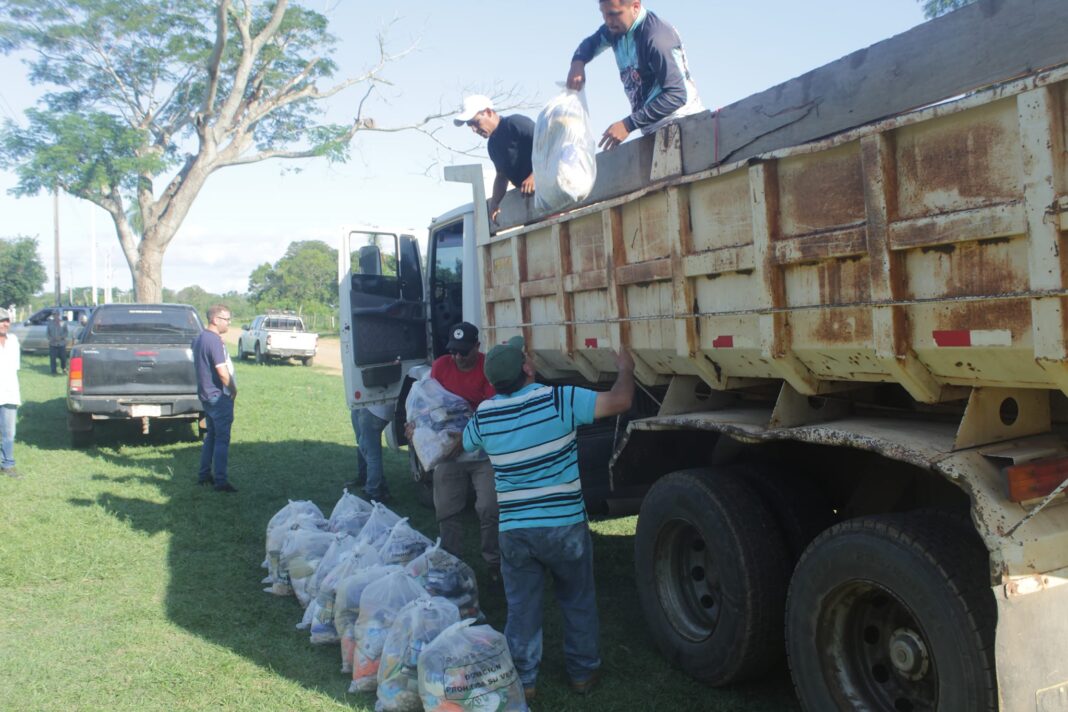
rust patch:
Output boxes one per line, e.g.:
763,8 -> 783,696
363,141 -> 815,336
812,307 -> 874,345
933,299 -> 1031,334
616,258 -> 673,286
777,145 -> 866,237
938,239 -> 1023,298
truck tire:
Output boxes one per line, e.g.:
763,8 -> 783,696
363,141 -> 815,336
301,356 -> 314,367
238,340 -> 249,361
69,413 -> 94,449
254,343 -> 265,364
786,512 -> 997,712
634,468 -> 789,685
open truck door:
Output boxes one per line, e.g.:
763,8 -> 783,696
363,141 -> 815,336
339,228 -> 426,409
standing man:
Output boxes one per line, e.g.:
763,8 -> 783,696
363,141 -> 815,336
0,311 -> 21,478
454,95 -> 535,223
192,304 -> 238,493
347,401 -> 396,502
567,0 -> 703,150
411,321 -> 500,578
47,310 -> 68,375
462,337 -> 634,701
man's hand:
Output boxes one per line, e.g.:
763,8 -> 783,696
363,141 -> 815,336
405,421 -> 415,440
615,348 -> 635,375
443,431 -> 463,459
520,174 -> 535,196
488,198 -> 501,224
566,60 -> 586,91
599,120 -> 631,151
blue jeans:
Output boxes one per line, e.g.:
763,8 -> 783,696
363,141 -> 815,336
48,345 -> 67,374
0,404 -> 16,470
198,395 -> 234,485
354,408 -> 389,498
499,521 -> 600,687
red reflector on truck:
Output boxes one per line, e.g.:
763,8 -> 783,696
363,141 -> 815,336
1006,457 -> 1068,503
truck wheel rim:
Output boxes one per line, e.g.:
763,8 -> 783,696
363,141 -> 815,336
819,581 -> 937,712
652,519 -> 720,642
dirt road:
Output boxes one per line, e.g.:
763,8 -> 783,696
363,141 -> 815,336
223,329 -> 343,376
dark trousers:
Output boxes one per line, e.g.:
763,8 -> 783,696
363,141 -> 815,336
198,395 -> 235,485
49,345 -> 67,374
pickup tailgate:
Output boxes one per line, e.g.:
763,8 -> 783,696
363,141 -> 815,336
269,331 -> 316,350
78,343 -> 196,395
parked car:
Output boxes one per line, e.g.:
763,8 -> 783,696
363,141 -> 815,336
237,312 -> 318,366
67,303 -> 204,447
10,306 -> 94,353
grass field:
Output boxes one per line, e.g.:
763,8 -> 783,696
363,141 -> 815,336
0,353 -> 800,711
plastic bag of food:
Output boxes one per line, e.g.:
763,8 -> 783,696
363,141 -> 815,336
264,502 -> 327,593
306,534 -> 358,602
276,528 -> 335,599
333,509 -> 374,538
405,376 -> 473,471
418,619 -> 527,711
379,518 -> 432,566
375,597 -> 461,712
337,564 -> 403,673
329,490 -> 374,532
310,542 -> 383,645
350,571 -> 429,692
355,502 -> 403,552
406,539 -> 480,620
264,499 -> 325,569
532,88 -> 597,214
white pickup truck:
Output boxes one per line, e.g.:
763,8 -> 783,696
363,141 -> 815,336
237,312 -> 318,366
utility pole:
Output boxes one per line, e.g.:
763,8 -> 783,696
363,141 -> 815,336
53,187 -> 61,306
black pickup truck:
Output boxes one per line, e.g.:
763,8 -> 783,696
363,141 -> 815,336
67,303 -> 205,447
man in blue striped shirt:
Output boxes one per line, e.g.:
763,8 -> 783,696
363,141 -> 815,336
462,336 -> 634,700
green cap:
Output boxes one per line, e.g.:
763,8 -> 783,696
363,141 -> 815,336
484,336 -> 526,390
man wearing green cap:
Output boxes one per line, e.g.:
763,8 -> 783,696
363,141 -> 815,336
462,336 -> 634,701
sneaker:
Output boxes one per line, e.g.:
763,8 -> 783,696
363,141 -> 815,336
214,483 -> 238,493
569,669 -> 602,695
2,467 -> 21,479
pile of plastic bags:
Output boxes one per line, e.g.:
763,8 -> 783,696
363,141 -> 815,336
261,492 -> 527,712
405,376 -> 473,471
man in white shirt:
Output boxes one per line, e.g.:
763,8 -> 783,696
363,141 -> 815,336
0,311 -> 22,478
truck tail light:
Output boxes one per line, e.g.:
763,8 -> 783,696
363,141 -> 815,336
1006,456 -> 1068,503
69,356 -> 83,393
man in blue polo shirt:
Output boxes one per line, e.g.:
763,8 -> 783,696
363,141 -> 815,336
462,337 -> 634,701
192,304 -> 238,493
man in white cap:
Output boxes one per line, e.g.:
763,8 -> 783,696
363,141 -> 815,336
454,95 -> 535,222
0,310 -> 22,477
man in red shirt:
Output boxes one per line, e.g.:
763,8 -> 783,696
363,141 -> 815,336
426,322 -> 500,579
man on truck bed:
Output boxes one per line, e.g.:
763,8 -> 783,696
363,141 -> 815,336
567,0 -> 702,150
193,304 -> 238,493
462,337 -> 635,701
454,95 -> 535,223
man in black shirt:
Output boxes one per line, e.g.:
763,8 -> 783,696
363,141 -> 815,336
454,95 -> 535,222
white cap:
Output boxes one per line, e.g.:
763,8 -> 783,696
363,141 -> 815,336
454,94 -> 494,126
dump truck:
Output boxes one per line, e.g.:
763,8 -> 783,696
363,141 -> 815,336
339,1 -> 1068,708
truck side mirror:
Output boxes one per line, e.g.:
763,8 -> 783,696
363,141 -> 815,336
358,244 -> 382,276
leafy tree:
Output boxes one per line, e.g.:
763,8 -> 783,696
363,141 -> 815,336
920,0 -> 975,18
0,236 -> 47,307
0,0 -> 428,302
249,239 -> 337,312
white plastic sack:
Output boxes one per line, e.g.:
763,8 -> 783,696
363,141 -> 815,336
405,376 -> 472,471
329,490 -> 374,532
406,539 -> 480,620
306,534 -> 358,602
532,89 -> 597,214
264,502 -> 327,593
375,597 -> 461,712
276,528 -> 335,598
379,518 -> 433,567
355,502 -> 403,552
310,542 -> 383,645
337,564 -> 403,673
417,619 -> 527,711
351,571 -> 429,692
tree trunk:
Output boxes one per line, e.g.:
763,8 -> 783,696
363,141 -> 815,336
135,236 -> 167,302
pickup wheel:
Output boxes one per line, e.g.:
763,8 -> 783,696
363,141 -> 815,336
786,512 -> 997,712
634,468 -> 788,685
254,343 -> 265,364
238,340 -> 249,361
69,413 -> 94,449
301,356 -> 314,367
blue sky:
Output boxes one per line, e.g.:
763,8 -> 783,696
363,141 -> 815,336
0,0 -> 928,296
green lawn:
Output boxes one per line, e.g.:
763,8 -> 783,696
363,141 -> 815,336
0,354 -> 800,711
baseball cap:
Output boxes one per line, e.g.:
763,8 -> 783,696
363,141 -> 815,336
454,94 -> 494,126
484,336 -> 526,390
0,312 -> 10,323
447,322 -> 479,353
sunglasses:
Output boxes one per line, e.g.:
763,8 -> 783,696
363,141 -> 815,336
449,347 -> 472,357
